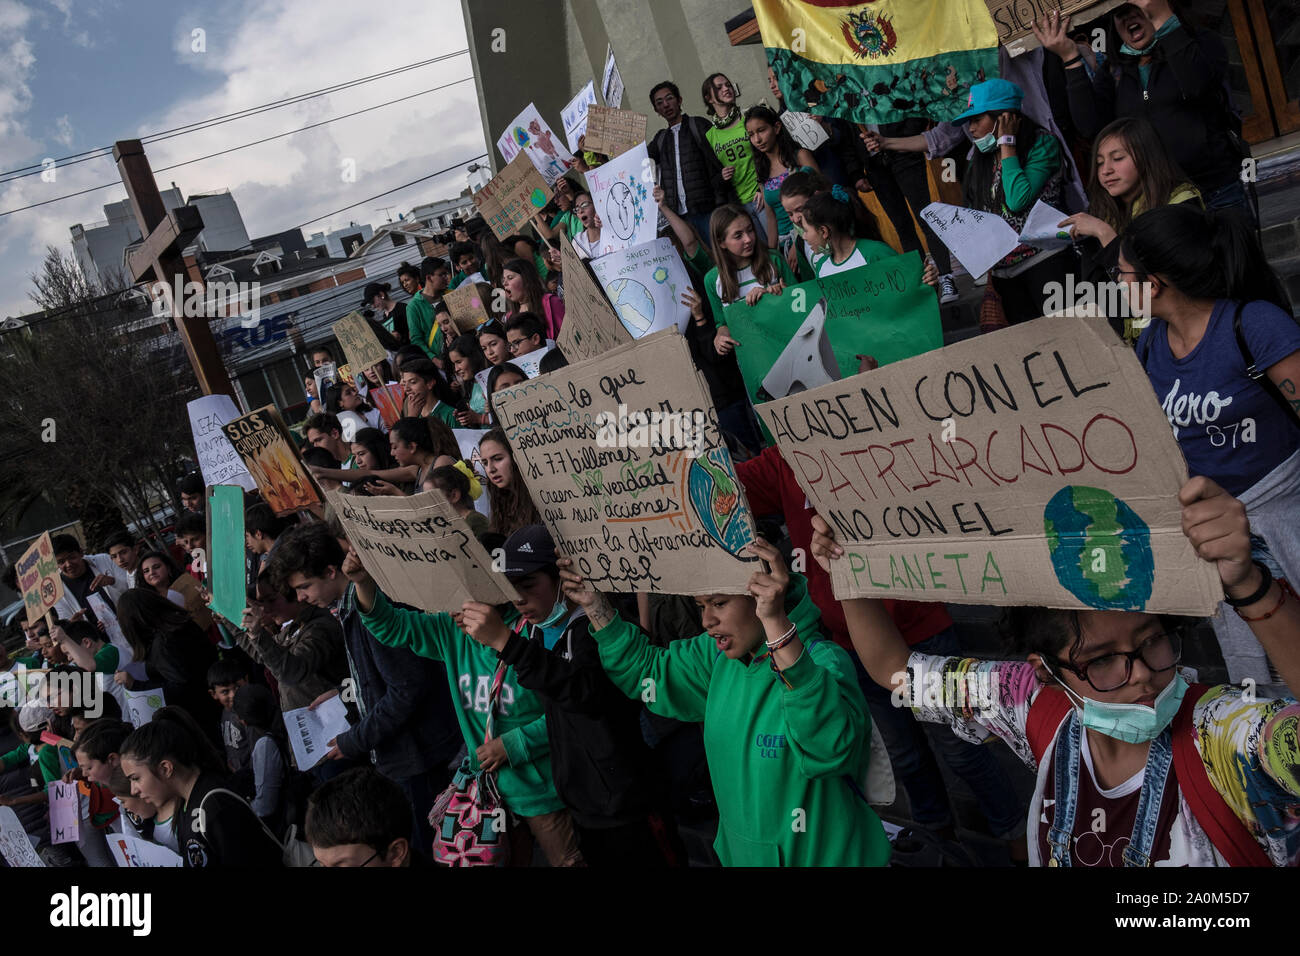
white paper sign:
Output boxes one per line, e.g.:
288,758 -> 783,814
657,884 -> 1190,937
0,807 -> 44,867
109,834 -> 183,867
496,102 -> 576,187
283,695 -> 351,770
123,686 -> 165,728
1018,199 -> 1074,248
86,592 -> 126,650
49,781 -> 80,845
602,45 -> 624,109
562,80 -> 598,153
919,202 -> 1021,280
187,395 -> 256,491
781,111 -> 829,151
512,343 -> 554,379
585,142 -> 657,254
590,238 -> 692,337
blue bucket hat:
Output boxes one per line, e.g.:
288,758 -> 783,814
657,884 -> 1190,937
951,79 -> 1025,125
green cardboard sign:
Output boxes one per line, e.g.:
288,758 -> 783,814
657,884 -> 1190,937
207,485 -> 246,627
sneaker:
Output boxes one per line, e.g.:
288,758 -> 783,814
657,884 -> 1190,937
938,274 -> 959,304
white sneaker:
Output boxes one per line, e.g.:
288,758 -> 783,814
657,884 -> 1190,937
938,274 -> 958,304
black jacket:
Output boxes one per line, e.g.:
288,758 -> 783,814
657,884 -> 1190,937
178,772 -> 284,867
334,588 -> 462,780
648,114 -> 728,216
1064,23 -> 1242,193
499,611 -> 664,829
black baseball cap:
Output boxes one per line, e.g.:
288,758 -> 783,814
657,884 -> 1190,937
500,525 -> 556,579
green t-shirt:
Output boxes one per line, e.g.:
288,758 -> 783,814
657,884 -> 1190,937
92,643 -> 119,674
406,291 -> 441,360
706,117 -> 759,204
810,239 -> 900,278
550,210 -> 582,239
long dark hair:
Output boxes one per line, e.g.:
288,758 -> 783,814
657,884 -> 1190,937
119,705 -> 226,777
1120,204 -> 1291,313
351,427 -> 394,471
117,587 -> 197,660
233,684 -> 289,756
448,333 -> 487,379
479,427 -> 541,536
503,257 -> 548,316
1087,117 -> 1196,232
745,105 -> 802,182
137,549 -> 183,591
391,416 -> 459,462
963,113 -> 1051,214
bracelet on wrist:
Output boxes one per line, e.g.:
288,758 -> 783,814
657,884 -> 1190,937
765,622 -> 797,650
1061,55 -> 1082,67
1236,578 -> 1292,622
997,135 -> 1017,146
1224,561 -> 1272,608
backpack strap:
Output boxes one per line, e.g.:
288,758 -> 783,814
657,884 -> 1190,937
1170,683 -> 1272,867
1232,301 -> 1300,425
1026,686 -> 1074,765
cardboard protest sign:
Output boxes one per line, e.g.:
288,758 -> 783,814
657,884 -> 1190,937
556,235 -> 631,363
986,0 -> 1128,56
332,312 -> 389,376
590,238 -> 692,338
222,405 -> 323,517
759,316 -> 1222,614
442,282 -> 492,332
15,531 -> 58,626
602,44 -> 625,108
368,383 -> 405,428
473,152 -> 554,241
207,485 -> 246,627
0,807 -> 44,867
326,489 -> 518,610
920,202 -> 1020,280
187,395 -> 256,492
724,253 -> 943,411
493,329 -> 760,594
781,111 -> 830,151
283,696 -> 350,771
585,142 -> 657,253
124,687 -> 165,728
110,834 -> 183,867
496,102 -> 575,186
583,105 -> 648,160
562,80 -> 598,153
49,781 -> 80,844
16,532 -> 63,626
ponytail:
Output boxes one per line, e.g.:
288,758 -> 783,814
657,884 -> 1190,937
120,705 -> 226,777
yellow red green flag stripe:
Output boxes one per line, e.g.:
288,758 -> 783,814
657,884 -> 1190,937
754,0 -> 1000,125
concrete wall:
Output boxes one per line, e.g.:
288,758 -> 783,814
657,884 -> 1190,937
462,0 -> 769,172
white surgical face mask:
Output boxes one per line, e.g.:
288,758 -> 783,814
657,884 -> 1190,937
1043,662 -> 1187,744
973,131 -> 998,153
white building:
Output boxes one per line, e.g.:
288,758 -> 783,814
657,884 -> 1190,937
305,222 -> 375,259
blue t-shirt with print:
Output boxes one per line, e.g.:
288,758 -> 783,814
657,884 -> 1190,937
1138,299 -> 1300,496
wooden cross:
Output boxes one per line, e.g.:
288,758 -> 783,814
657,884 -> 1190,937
113,139 -> 236,400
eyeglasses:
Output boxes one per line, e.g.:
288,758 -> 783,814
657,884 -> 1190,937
309,849 -> 380,867
507,338 -> 527,352
1050,629 -> 1183,693
1106,265 -> 1146,282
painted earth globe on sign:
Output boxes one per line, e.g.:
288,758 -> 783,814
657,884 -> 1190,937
1044,485 -> 1154,610
606,277 -> 655,335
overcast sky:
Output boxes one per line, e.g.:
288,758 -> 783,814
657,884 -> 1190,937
0,0 -> 488,319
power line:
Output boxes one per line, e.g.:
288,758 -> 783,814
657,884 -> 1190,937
0,81 -> 478,219
0,51 -> 469,183
292,154 -> 488,230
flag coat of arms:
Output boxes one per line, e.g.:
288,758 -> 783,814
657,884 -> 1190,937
755,0 -> 1000,125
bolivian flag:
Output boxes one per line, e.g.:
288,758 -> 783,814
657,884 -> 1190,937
755,0 -> 1000,125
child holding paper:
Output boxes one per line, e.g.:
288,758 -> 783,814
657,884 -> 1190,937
705,203 -> 796,358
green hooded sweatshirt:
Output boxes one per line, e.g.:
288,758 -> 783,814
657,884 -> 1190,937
359,592 -> 563,818
592,575 -> 890,867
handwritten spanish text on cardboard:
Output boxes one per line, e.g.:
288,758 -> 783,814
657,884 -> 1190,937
221,405 -> 323,517
326,489 -> 518,610
556,235 -> 631,363
985,0 -> 1128,56
442,282 -> 492,333
760,317 -> 1220,614
473,153 -> 554,241
332,312 -> 389,375
493,330 -> 759,594
583,105 -> 648,160
17,532 -> 63,626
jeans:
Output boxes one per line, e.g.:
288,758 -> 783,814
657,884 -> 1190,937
396,763 -> 452,856
684,211 -> 715,250
746,194 -> 770,247
1203,179 -> 1257,227
852,628 -> 1023,839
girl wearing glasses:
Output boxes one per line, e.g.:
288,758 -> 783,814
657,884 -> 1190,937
1118,203 -> 1300,696
818,476 -> 1300,867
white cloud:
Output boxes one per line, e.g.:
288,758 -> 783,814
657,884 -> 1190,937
52,113 -> 72,146
0,0 -> 487,319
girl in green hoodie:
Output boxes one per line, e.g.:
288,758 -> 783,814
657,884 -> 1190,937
558,538 -> 891,867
